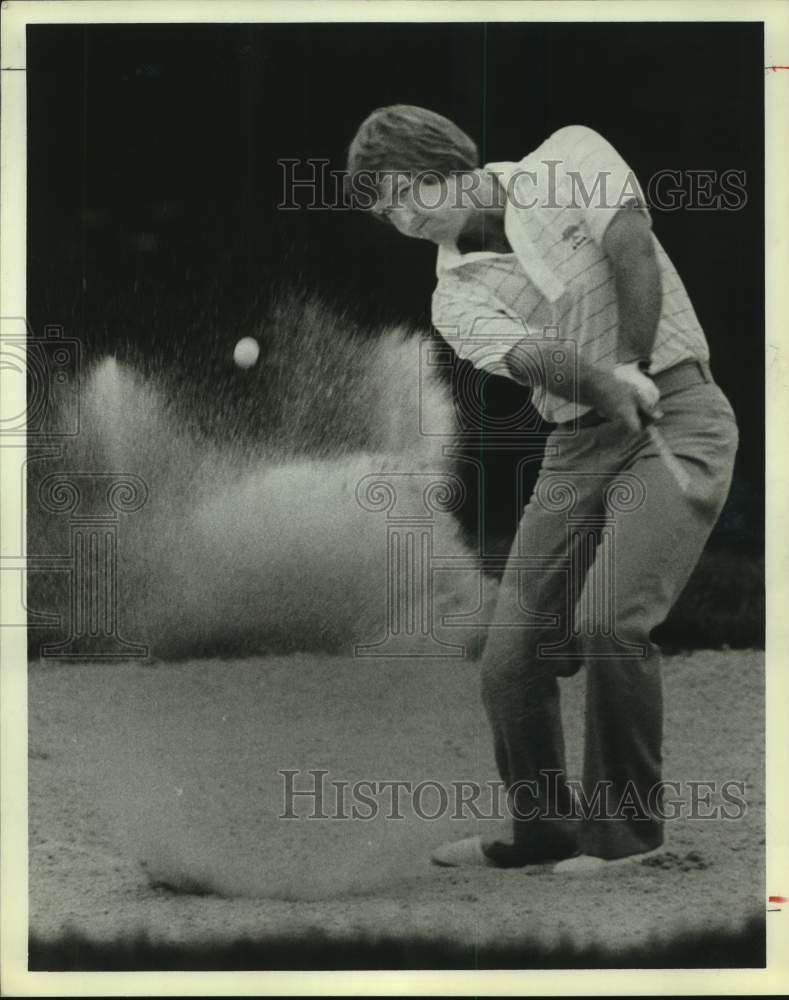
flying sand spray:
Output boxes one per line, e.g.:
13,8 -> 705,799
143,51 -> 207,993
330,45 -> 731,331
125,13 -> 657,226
27,293 -> 499,898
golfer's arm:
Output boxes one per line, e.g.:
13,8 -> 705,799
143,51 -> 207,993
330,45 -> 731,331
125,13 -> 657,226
504,207 -> 661,406
504,340 -> 613,407
602,205 -> 663,367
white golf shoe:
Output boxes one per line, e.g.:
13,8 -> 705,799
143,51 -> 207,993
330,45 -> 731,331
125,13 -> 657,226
430,835 -> 498,868
553,847 -> 664,874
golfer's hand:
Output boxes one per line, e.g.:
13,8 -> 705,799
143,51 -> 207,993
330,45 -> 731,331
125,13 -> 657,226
613,362 -> 663,419
586,363 -> 662,434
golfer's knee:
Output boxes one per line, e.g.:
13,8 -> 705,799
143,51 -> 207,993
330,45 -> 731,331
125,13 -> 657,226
480,647 -> 561,712
480,656 -> 519,712
576,589 -> 659,657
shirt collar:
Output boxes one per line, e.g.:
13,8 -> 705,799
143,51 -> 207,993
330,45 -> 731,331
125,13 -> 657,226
435,161 -> 518,276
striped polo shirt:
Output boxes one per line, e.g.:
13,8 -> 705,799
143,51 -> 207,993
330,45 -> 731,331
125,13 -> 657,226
431,125 -> 710,424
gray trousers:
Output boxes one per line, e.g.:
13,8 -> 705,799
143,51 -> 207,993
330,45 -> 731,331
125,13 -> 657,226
480,368 -> 739,865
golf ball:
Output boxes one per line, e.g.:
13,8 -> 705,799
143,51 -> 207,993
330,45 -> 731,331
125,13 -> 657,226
233,337 -> 260,369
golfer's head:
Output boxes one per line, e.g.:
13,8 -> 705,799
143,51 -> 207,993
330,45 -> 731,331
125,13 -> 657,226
347,105 -> 479,244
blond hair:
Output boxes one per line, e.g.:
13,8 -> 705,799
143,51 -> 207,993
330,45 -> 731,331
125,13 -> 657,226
346,105 -> 479,180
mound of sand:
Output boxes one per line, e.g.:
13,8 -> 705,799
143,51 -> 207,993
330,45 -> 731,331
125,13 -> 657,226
28,649 -> 764,946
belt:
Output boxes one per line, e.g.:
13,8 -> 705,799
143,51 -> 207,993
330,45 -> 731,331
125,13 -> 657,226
651,358 -> 713,396
574,358 -> 713,428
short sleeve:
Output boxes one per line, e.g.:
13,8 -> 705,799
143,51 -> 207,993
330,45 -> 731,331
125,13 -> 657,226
552,125 -> 652,246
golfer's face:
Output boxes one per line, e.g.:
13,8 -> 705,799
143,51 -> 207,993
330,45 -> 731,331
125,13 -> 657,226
373,173 -> 468,244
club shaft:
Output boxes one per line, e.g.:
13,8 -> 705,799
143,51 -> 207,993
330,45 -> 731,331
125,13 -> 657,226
647,424 -> 691,493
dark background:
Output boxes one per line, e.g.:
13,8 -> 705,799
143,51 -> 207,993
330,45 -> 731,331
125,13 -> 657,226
27,21 -> 765,568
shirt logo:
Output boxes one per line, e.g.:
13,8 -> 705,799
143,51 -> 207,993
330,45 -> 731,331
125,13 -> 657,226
562,224 -> 589,251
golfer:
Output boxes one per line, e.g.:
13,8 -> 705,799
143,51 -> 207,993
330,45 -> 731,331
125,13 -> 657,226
346,105 -> 738,872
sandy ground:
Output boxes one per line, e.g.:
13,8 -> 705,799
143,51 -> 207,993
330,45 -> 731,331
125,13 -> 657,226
28,649 -> 764,955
